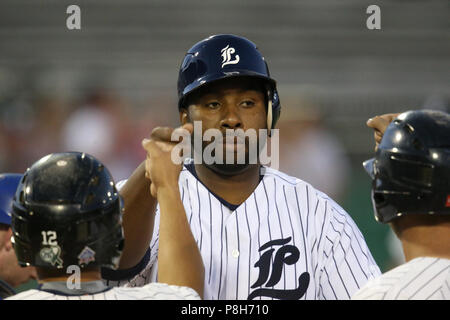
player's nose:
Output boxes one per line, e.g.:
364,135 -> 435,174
220,105 -> 242,130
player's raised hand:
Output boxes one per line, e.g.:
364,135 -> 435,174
367,113 -> 401,151
142,123 -> 193,197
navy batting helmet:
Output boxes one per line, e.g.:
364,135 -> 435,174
177,34 -> 281,131
0,173 -> 22,226
11,152 -> 124,269
363,110 -> 450,223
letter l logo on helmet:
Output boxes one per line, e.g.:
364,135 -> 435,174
221,45 -> 240,68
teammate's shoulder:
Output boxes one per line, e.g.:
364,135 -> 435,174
138,282 -> 201,300
352,262 -> 414,300
351,273 -> 393,300
5,289 -> 42,300
356,257 -> 450,300
405,256 -> 450,275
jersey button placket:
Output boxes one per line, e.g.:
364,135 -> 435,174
224,211 -> 239,298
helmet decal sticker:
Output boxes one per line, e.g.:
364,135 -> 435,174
78,246 -> 96,266
39,245 -> 63,268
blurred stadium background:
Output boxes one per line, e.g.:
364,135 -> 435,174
0,0 -> 448,290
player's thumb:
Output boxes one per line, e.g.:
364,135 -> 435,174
182,123 -> 194,135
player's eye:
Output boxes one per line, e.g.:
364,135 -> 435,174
240,100 -> 255,108
205,101 -> 220,109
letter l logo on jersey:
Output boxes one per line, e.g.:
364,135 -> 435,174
221,45 -> 240,68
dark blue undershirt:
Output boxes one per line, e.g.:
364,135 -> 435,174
101,247 -> 151,282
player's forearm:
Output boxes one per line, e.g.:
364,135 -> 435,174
118,161 -> 157,269
157,185 -> 205,298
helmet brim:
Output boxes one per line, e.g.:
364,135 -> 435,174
179,70 -> 276,109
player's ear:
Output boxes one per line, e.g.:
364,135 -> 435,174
5,228 -> 13,251
180,108 -> 190,125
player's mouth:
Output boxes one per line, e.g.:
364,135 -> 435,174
220,133 -> 246,152
224,142 -> 245,154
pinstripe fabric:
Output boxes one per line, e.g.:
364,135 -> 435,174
6,283 -> 200,300
352,257 -> 450,300
115,161 -> 380,300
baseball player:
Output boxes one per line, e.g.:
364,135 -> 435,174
106,34 -> 381,300
6,151 -> 203,300
0,173 -> 37,299
352,109 -> 450,300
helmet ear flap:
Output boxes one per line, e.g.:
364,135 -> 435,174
267,88 -> 281,137
266,88 -> 273,135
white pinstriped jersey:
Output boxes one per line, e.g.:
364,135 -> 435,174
6,282 -> 200,300
114,160 -> 381,300
352,257 -> 450,300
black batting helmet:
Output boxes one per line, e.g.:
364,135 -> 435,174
11,152 -> 124,269
363,110 -> 450,223
177,34 -> 281,131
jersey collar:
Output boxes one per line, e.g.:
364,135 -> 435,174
38,280 -> 111,296
183,161 -> 265,211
